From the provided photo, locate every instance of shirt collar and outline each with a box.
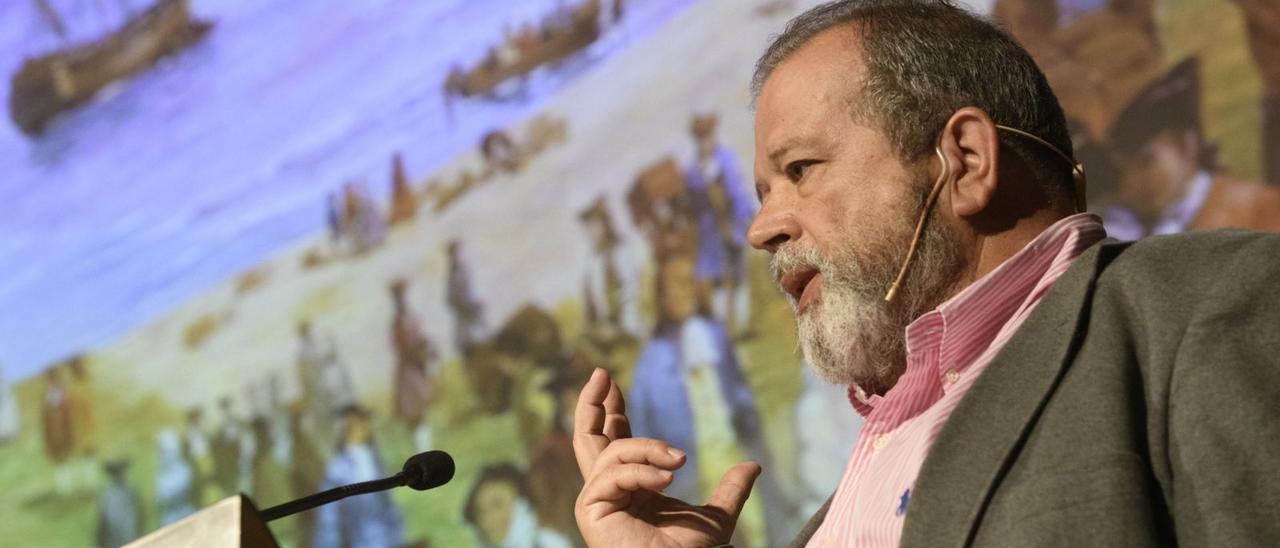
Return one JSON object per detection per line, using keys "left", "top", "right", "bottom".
{"left": 848, "top": 212, "right": 1106, "bottom": 416}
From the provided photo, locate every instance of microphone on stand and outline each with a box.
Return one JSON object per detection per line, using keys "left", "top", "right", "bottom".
{"left": 260, "top": 450, "right": 455, "bottom": 522}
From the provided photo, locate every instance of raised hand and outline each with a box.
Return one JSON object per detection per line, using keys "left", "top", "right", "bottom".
{"left": 572, "top": 368, "right": 762, "bottom": 547}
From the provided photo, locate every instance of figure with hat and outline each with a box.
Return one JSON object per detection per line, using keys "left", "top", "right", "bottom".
{"left": 1104, "top": 58, "right": 1280, "bottom": 239}
{"left": 684, "top": 112, "right": 755, "bottom": 338}
{"left": 389, "top": 278, "right": 439, "bottom": 452}
{"left": 97, "top": 457, "right": 143, "bottom": 547}
{"left": 313, "top": 404, "right": 403, "bottom": 548}
{"left": 626, "top": 254, "right": 795, "bottom": 545}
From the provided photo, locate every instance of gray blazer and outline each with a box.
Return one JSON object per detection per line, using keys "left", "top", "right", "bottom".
{"left": 791, "top": 229, "right": 1280, "bottom": 547}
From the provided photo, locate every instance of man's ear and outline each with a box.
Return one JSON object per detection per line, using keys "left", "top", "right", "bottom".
{"left": 937, "top": 107, "right": 1000, "bottom": 217}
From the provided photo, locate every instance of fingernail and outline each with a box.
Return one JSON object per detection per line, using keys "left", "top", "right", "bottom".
{"left": 591, "top": 367, "right": 605, "bottom": 380}
{"left": 667, "top": 448, "right": 686, "bottom": 460}
{"left": 659, "top": 470, "right": 673, "bottom": 481}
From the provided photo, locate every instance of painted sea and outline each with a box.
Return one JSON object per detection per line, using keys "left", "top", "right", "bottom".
{"left": 0, "top": 0, "right": 696, "bottom": 381}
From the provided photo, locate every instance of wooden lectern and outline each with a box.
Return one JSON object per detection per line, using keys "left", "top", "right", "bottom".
{"left": 126, "top": 495, "right": 278, "bottom": 547}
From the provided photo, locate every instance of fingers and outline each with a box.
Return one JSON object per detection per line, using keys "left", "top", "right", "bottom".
{"left": 595, "top": 437, "right": 686, "bottom": 476}
{"left": 581, "top": 463, "right": 674, "bottom": 508}
{"left": 705, "top": 461, "right": 762, "bottom": 520}
{"left": 602, "top": 380, "right": 631, "bottom": 440}
{"left": 573, "top": 368, "right": 614, "bottom": 478}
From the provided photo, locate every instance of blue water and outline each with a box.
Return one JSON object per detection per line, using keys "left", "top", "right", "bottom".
{"left": 0, "top": 0, "right": 696, "bottom": 381}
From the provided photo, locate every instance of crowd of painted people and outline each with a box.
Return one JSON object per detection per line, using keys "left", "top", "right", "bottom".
{"left": 16, "top": 110, "right": 860, "bottom": 547}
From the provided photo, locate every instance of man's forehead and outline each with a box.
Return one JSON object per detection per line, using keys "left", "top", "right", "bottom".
{"left": 755, "top": 27, "right": 866, "bottom": 143}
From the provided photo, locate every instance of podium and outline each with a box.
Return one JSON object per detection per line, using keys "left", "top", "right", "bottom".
{"left": 126, "top": 495, "right": 278, "bottom": 547}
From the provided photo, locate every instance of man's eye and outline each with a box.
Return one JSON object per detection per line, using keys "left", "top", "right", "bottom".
{"left": 785, "top": 160, "right": 817, "bottom": 181}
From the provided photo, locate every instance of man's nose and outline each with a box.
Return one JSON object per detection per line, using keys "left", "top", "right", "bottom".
{"left": 748, "top": 204, "right": 801, "bottom": 253}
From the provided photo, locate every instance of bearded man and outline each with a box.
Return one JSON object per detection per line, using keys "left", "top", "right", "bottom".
{"left": 571, "top": 1, "right": 1280, "bottom": 547}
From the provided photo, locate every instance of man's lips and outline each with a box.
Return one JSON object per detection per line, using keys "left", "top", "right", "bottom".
{"left": 779, "top": 267, "right": 821, "bottom": 313}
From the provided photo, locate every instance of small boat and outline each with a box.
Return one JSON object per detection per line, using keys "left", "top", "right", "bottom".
{"left": 9, "top": 0, "right": 213, "bottom": 136}
{"left": 444, "top": 0, "right": 610, "bottom": 99}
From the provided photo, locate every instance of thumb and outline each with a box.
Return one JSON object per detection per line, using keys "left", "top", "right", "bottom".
{"left": 705, "top": 461, "right": 762, "bottom": 519}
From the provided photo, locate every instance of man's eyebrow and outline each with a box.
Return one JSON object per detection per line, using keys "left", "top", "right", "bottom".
{"left": 767, "top": 137, "right": 808, "bottom": 165}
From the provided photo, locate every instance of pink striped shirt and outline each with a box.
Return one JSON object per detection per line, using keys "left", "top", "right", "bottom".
{"left": 806, "top": 213, "right": 1107, "bottom": 547}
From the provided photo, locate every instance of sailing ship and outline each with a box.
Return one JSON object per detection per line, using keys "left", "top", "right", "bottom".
{"left": 9, "top": 0, "right": 213, "bottom": 136}
{"left": 444, "top": 0, "right": 618, "bottom": 99}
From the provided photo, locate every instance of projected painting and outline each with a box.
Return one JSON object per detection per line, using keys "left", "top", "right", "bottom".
{"left": 0, "top": 0, "right": 1276, "bottom": 546}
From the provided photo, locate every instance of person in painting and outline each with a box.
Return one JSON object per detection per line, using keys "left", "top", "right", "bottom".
{"left": 1103, "top": 58, "right": 1280, "bottom": 239}
{"left": 66, "top": 356, "right": 99, "bottom": 491}
{"left": 288, "top": 403, "right": 327, "bottom": 548}
{"left": 211, "top": 396, "right": 245, "bottom": 497}
{"left": 155, "top": 428, "right": 197, "bottom": 526}
{"left": 528, "top": 356, "right": 596, "bottom": 546}
{"left": 446, "top": 241, "right": 487, "bottom": 356}
{"left": 0, "top": 360, "right": 20, "bottom": 443}
{"left": 41, "top": 366, "right": 73, "bottom": 495}
{"left": 578, "top": 195, "right": 630, "bottom": 342}
{"left": 388, "top": 153, "right": 419, "bottom": 226}
{"left": 684, "top": 113, "right": 755, "bottom": 337}
{"left": 626, "top": 255, "right": 794, "bottom": 544}
{"left": 340, "top": 182, "right": 386, "bottom": 254}
{"left": 390, "top": 279, "right": 438, "bottom": 452}
{"left": 97, "top": 458, "right": 143, "bottom": 547}
{"left": 314, "top": 404, "right": 403, "bottom": 548}
{"left": 296, "top": 319, "right": 356, "bottom": 452}
{"left": 249, "top": 415, "right": 291, "bottom": 510}
{"left": 181, "top": 407, "right": 216, "bottom": 505}
{"left": 463, "top": 463, "right": 572, "bottom": 548}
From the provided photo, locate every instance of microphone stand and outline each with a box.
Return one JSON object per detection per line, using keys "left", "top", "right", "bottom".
{"left": 260, "top": 472, "right": 409, "bottom": 522}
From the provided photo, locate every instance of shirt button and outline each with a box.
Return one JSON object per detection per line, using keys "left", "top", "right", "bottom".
{"left": 873, "top": 435, "right": 890, "bottom": 451}
{"left": 943, "top": 369, "right": 960, "bottom": 384}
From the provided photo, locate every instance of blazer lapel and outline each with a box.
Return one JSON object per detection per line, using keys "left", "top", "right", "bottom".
{"left": 899, "top": 240, "right": 1127, "bottom": 547}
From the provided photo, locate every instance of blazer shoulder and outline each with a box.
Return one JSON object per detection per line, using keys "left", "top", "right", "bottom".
{"left": 1094, "top": 229, "right": 1280, "bottom": 311}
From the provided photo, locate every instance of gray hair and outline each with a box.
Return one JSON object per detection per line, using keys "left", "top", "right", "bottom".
{"left": 752, "top": 0, "right": 1075, "bottom": 192}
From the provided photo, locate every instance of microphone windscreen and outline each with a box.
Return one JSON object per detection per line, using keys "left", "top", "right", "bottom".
{"left": 402, "top": 450, "right": 455, "bottom": 491}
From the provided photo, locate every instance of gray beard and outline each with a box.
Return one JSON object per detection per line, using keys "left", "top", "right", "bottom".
{"left": 771, "top": 186, "right": 963, "bottom": 394}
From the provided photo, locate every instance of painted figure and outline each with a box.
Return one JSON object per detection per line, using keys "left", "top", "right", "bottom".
{"left": 155, "top": 428, "right": 197, "bottom": 526}
{"left": 296, "top": 319, "right": 356, "bottom": 451}
{"left": 97, "top": 459, "right": 143, "bottom": 547}
{"left": 181, "top": 407, "right": 216, "bottom": 505}
{"left": 42, "top": 367, "right": 73, "bottom": 494}
{"left": 464, "top": 463, "right": 573, "bottom": 548}
{"left": 313, "top": 405, "right": 403, "bottom": 548}
{"left": 390, "top": 279, "right": 438, "bottom": 451}
{"left": 684, "top": 113, "right": 755, "bottom": 336}
{"left": 1104, "top": 58, "right": 1280, "bottom": 238}
{"left": 446, "top": 241, "right": 487, "bottom": 355}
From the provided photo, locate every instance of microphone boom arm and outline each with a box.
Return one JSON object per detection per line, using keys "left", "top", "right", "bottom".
{"left": 260, "top": 472, "right": 408, "bottom": 522}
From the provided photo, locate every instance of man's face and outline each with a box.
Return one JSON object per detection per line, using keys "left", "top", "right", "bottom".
{"left": 474, "top": 479, "right": 518, "bottom": 544}
{"left": 749, "top": 29, "right": 963, "bottom": 393}
{"left": 1117, "top": 129, "right": 1199, "bottom": 220}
